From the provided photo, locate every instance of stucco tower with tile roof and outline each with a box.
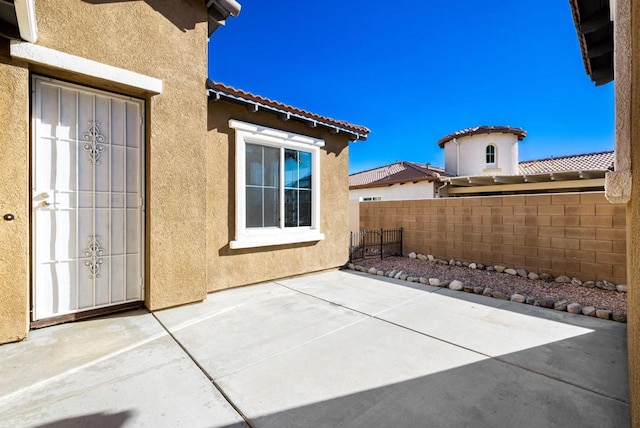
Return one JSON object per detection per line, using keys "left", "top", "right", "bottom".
{"left": 438, "top": 126, "right": 527, "bottom": 176}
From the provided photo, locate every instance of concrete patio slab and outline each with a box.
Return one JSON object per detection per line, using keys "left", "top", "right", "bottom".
{"left": 277, "top": 270, "right": 437, "bottom": 315}
{"left": 376, "top": 288, "right": 629, "bottom": 402}
{"left": 0, "top": 270, "right": 629, "bottom": 427}
{"left": 0, "top": 310, "right": 246, "bottom": 428}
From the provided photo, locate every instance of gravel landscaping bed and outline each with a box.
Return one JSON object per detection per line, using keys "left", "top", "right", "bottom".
{"left": 349, "top": 255, "right": 627, "bottom": 321}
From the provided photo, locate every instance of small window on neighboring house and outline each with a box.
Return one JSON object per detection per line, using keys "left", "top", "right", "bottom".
{"left": 229, "top": 120, "right": 324, "bottom": 249}
{"left": 486, "top": 144, "right": 496, "bottom": 165}
{"left": 360, "top": 196, "right": 382, "bottom": 202}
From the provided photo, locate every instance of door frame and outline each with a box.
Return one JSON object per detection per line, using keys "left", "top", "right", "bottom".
{"left": 30, "top": 75, "right": 146, "bottom": 325}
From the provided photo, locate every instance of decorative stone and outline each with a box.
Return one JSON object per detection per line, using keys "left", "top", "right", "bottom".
{"left": 473, "top": 286, "right": 484, "bottom": 294}
{"left": 462, "top": 262, "right": 470, "bottom": 267}
{"left": 554, "top": 300, "right": 568, "bottom": 311}
{"left": 527, "top": 272, "right": 540, "bottom": 280}
{"left": 505, "top": 268, "right": 517, "bottom": 276}
{"left": 596, "top": 309, "right": 612, "bottom": 320}
{"left": 437, "top": 259, "right": 448, "bottom": 265}
{"left": 540, "top": 298, "right": 555, "bottom": 309}
{"left": 617, "top": 284, "right": 627, "bottom": 293}
{"left": 571, "top": 278, "right": 582, "bottom": 286}
{"left": 449, "top": 259, "right": 455, "bottom": 266}
{"left": 492, "top": 290, "right": 510, "bottom": 300}
{"left": 406, "top": 276, "right": 415, "bottom": 282}
{"left": 357, "top": 265, "right": 367, "bottom": 272}
{"left": 427, "top": 255, "right": 436, "bottom": 261}
{"left": 555, "top": 275, "right": 571, "bottom": 283}
{"left": 388, "top": 270, "right": 398, "bottom": 278}
{"left": 516, "top": 269, "right": 528, "bottom": 278}
{"left": 449, "top": 280, "right": 464, "bottom": 291}
{"left": 377, "top": 270, "right": 385, "bottom": 276}
{"left": 455, "top": 261, "right": 462, "bottom": 267}
{"left": 483, "top": 287, "right": 493, "bottom": 297}
{"left": 510, "top": 294, "right": 526, "bottom": 303}
{"left": 525, "top": 296, "right": 536, "bottom": 305}
{"left": 463, "top": 285, "right": 474, "bottom": 293}
{"left": 428, "top": 278, "right": 441, "bottom": 286}
{"left": 582, "top": 281, "right": 595, "bottom": 288}
{"left": 393, "top": 271, "right": 404, "bottom": 279}
{"left": 417, "top": 254, "right": 427, "bottom": 260}
{"left": 439, "top": 280, "right": 451, "bottom": 288}
{"left": 486, "top": 266, "right": 495, "bottom": 272}
{"left": 419, "top": 277, "right": 429, "bottom": 284}
{"left": 567, "top": 303, "right": 582, "bottom": 314}
{"left": 595, "top": 280, "right": 616, "bottom": 291}
{"left": 582, "top": 306, "right": 596, "bottom": 316}
{"left": 368, "top": 267, "right": 377, "bottom": 274}
{"left": 399, "top": 273, "right": 408, "bottom": 280}
{"left": 494, "top": 266, "right": 506, "bottom": 273}
{"left": 540, "top": 273, "right": 554, "bottom": 282}
{"left": 409, "top": 252, "right": 417, "bottom": 259}
{"left": 477, "top": 264, "right": 485, "bottom": 270}
{"left": 613, "top": 312, "right": 627, "bottom": 323}
{"left": 348, "top": 263, "right": 355, "bottom": 270}
{"left": 533, "top": 300, "right": 541, "bottom": 306}
{"left": 469, "top": 263, "right": 477, "bottom": 269}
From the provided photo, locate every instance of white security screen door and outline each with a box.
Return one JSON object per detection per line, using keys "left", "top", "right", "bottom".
{"left": 32, "top": 76, "right": 145, "bottom": 321}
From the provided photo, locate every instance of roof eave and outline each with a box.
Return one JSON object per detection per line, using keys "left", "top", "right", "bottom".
{"left": 349, "top": 176, "right": 437, "bottom": 189}
{"left": 207, "top": 0, "right": 241, "bottom": 36}
{"left": 208, "top": 88, "right": 369, "bottom": 141}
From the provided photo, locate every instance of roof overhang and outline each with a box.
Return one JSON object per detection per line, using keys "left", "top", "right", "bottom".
{"left": 569, "top": 0, "right": 613, "bottom": 85}
{"left": 206, "top": 0, "right": 241, "bottom": 36}
{"left": 0, "top": 0, "right": 37, "bottom": 42}
{"left": 443, "top": 170, "right": 607, "bottom": 194}
{"left": 349, "top": 176, "right": 437, "bottom": 190}
{"left": 208, "top": 80, "right": 369, "bottom": 141}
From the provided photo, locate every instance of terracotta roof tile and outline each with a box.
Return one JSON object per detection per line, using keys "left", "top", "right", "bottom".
{"left": 349, "top": 161, "right": 451, "bottom": 189}
{"left": 207, "top": 80, "right": 370, "bottom": 138}
{"left": 518, "top": 150, "right": 614, "bottom": 174}
{"left": 438, "top": 126, "right": 527, "bottom": 148}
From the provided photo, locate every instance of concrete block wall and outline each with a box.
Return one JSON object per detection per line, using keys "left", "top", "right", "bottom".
{"left": 359, "top": 192, "right": 627, "bottom": 284}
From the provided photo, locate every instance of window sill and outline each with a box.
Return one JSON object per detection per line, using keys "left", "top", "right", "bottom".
{"left": 230, "top": 232, "right": 325, "bottom": 249}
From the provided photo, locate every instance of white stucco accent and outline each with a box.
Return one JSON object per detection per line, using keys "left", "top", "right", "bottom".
{"left": 10, "top": 41, "right": 162, "bottom": 94}
{"left": 443, "top": 133, "right": 519, "bottom": 176}
{"left": 349, "top": 181, "right": 436, "bottom": 201}
{"left": 14, "top": 0, "right": 38, "bottom": 43}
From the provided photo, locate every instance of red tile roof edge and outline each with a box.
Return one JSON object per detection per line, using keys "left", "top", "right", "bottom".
{"left": 348, "top": 161, "right": 452, "bottom": 189}
{"left": 438, "top": 126, "right": 527, "bottom": 148}
{"left": 518, "top": 150, "right": 614, "bottom": 165}
{"left": 207, "top": 80, "right": 371, "bottom": 137}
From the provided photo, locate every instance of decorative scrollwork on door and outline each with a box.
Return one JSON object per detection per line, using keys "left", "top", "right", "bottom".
{"left": 83, "top": 235, "right": 105, "bottom": 279}
{"left": 82, "top": 120, "right": 106, "bottom": 165}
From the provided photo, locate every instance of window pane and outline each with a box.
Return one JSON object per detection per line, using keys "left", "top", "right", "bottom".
{"left": 285, "top": 188, "right": 298, "bottom": 227}
{"left": 264, "top": 146, "right": 279, "bottom": 188}
{"left": 299, "top": 151, "right": 312, "bottom": 189}
{"left": 299, "top": 189, "right": 311, "bottom": 226}
{"left": 246, "top": 144, "right": 263, "bottom": 186}
{"left": 246, "top": 187, "right": 263, "bottom": 227}
{"left": 264, "top": 188, "right": 279, "bottom": 227}
{"left": 284, "top": 149, "right": 298, "bottom": 188}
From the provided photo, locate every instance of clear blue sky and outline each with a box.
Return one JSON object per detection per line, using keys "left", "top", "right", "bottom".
{"left": 208, "top": 1, "right": 614, "bottom": 174}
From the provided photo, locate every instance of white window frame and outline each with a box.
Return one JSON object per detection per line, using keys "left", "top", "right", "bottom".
{"left": 486, "top": 144, "right": 497, "bottom": 167}
{"left": 229, "top": 119, "right": 325, "bottom": 249}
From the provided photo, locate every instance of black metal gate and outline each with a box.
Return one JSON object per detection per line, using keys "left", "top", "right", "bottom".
{"left": 349, "top": 228, "right": 403, "bottom": 261}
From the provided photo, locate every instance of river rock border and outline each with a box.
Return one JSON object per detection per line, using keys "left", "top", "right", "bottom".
{"left": 346, "top": 252, "right": 627, "bottom": 323}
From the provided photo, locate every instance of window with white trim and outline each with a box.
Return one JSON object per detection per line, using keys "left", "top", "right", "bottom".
{"left": 229, "top": 120, "right": 324, "bottom": 249}
{"left": 486, "top": 144, "right": 496, "bottom": 166}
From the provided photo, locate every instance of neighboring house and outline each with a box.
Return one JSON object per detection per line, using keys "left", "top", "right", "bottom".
{"left": 350, "top": 126, "right": 613, "bottom": 199}
{"left": 0, "top": 1, "right": 369, "bottom": 345}
{"left": 348, "top": 161, "right": 448, "bottom": 201}
{"left": 569, "top": 0, "right": 639, "bottom": 423}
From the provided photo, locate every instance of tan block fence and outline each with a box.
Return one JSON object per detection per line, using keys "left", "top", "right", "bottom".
{"left": 358, "top": 192, "right": 627, "bottom": 284}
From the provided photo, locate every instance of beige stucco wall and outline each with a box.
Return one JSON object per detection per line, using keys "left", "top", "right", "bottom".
{"left": 624, "top": 0, "right": 639, "bottom": 423}
{"left": 32, "top": 0, "right": 210, "bottom": 311}
{"left": 349, "top": 180, "right": 436, "bottom": 201}
{"left": 443, "top": 133, "right": 519, "bottom": 176}
{"left": 207, "top": 102, "right": 351, "bottom": 290}
{"left": 0, "top": 0, "right": 209, "bottom": 343}
{"left": 0, "top": 44, "right": 30, "bottom": 343}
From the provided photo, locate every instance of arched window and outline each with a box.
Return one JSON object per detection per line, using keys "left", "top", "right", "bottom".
{"left": 486, "top": 145, "right": 496, "bottom": 165}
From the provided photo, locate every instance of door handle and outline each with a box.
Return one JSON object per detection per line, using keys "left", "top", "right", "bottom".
{"left": 38, "top": 201, "right": 59, "bottom": 208}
